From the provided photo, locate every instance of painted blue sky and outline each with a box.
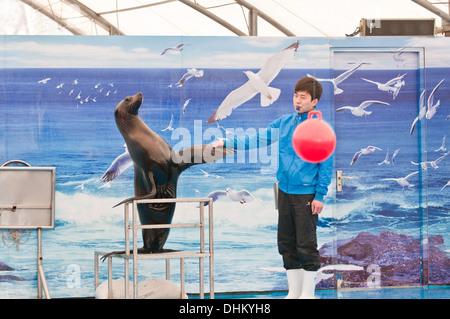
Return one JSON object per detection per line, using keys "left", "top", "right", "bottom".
{"left": 1, "top": 35, "right": 450, "bottom": 69}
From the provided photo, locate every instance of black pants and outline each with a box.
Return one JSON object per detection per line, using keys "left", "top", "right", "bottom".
{"left": 277, "top": 190, "right": 320, "bottom": 271}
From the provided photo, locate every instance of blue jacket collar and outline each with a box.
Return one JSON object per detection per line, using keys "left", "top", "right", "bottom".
{"left": 294, "top": 112, "right": 310, "bottom": 121}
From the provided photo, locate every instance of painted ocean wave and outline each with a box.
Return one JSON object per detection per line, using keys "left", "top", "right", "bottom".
{"left": 1, "top": 65, "right": 449, "bottom": 297}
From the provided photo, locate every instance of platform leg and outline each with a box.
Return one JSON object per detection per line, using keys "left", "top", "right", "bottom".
{"left": 125, "top": 258, "right": 129, "bottom": 299}
{"left": 180, "top": 258, "right": 185, "bottom": 299}
{"left": 199, "top": 257, "right": 204, "bottom": 299}
{"left": 94, "top": 253, "right": 99, "bottom": 293}
{"left": 166, "top": 259, "right": 170, "bottom": 280}
{"left": 108, "top": 257, "right": 113, "bottom": 299}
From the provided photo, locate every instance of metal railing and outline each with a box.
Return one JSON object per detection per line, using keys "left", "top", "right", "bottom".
{"left": 94, "top": 197, "right": 214, "bottom": 299}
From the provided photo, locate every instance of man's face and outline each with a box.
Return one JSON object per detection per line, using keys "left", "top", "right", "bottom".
{"left": 293, "top": 90, "right": 318, "bottom": 114}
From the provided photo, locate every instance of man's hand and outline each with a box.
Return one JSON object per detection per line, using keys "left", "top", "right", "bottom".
{"left": 311, "top": 199, "right": 323, "bottom": 215}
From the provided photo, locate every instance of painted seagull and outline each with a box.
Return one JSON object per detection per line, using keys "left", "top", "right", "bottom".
{"left": 435, "top": 135, "right": 446, "bottom": 152}
{"left": 182, "top": 98, "right": 191, "bottom": 114}
{"left": 38, "top": 77, "right": 51, "bottom": 84}
{"left": 382, "top": 171, "right": 418, "bottom": 192}
{"left": 336, "top": 100, "right": 389, "bottom": 117}
{"left": 392, "top": 148, "right": 400, "bottom": 163}
{"left": 161, "top": 114, "right": 174, "bottom": 132}
{"left": 204, "top": 188, "right": 255, "bottom": 205}
{"left": 410, "top": 152, "right": 449, "bottom": 170}
{"left": 350, "top": 146, "right": 382, "bottom": 165}
{"left": 429, "top": 151, "right": 449, "bottom": 169}
{"left": 441, "top": 180, "right": 450, "bottom": 191}
{"left": 99, "top": 144, "right": 133, "bottom": 183}
{"left": 170, "top": 68, "right": 204, "bottom": 88}
{"left": 410, "top": 90, "right": 426, "bottom": 134}
{"left": 226, "top": 188, "right": 255, "bottom": 203}
{"left": 392, "top": 76, "right": 406, "bottom": 99}
{"left": 361, "top": 73, "right": 406, "bottom": 99}
{"left": 161, "top": 43, "right": 184, "bottom": 55}
{"left": 199, "top": 169, "right": 223, "bottom": 179}
{"left": 426, "top": 79, "right": 445, "bottom": 119}
{"left": 206, "top": 41, "right": 299, "bottom": 123}
{"left": 378, "top": 149, "right": 390, "bottom": 165}
{"left": 410, "top": 160, "right": 429, "bottom": 171}
{"left": 307, "top": 62, "right": 369, "bottom": 95}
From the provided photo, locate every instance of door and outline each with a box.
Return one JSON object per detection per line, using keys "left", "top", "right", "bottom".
{"left": 329, "top": 48, "right": 428, "bottom": 289}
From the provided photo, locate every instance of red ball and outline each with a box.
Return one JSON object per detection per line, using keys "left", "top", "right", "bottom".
{"left": 292, "top": 110, "right": 336, "bottom": 163}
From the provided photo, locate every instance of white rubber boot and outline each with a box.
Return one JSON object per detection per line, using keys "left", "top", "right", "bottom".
{"left": 299, "top": 270, "right": 317, "bottom": 299}
{"left": 284, "top": 269, "right": 304, "bottom": 299}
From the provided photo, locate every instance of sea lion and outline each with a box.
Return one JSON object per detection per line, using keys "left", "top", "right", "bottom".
{"left": 103, "top": 92, "right": 234, "bottom": 258}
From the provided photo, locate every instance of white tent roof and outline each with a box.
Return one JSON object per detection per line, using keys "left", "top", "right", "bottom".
{"left": 1, "top": 0, "right": 449, "bottom": 37}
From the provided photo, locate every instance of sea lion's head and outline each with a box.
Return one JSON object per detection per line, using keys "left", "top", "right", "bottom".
{"left": 115, "top": 92, "right": 143, "bottom": 116}
{"left": 114, "top": 93, "right": 143, "bottom": 130}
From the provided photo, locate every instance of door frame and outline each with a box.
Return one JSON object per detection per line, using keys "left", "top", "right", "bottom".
{"left": 328, "top": 45, "right": 429, "bottom": 287}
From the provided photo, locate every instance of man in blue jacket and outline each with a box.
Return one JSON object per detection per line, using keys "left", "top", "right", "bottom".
{"left": 212, "top": 77, "right": 334, "bottom": 299}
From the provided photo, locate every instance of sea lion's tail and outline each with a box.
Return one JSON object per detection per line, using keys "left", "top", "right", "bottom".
{"left": 113, "top": 193, "right": 156, "bottom": 208}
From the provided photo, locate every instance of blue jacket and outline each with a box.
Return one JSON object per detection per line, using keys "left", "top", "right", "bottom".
{"left": 223, "top": 112, "right": 334, "bottom": 202}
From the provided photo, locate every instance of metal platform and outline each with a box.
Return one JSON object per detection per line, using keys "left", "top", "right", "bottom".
{"left": 94, "top": 197, "right": 214, "bottom": 299}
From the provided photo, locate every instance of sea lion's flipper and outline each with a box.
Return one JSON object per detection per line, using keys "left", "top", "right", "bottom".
{"left": 175, "top": 145, "right": 235, "bottom": 172}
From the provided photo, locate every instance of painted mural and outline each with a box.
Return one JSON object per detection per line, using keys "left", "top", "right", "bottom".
{"left": 0, "top": 35, "right": 449, "bottom": 298}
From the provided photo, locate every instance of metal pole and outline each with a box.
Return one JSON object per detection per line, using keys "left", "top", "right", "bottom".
{"left": 63, "top": 0, "right": 125, "bottom": 35}
{"left": 235, "top": 0, "right": 297, "bottom": 36}
{"left": 18, "top": 0, "right": 84, "bottom": 35}
{"left": 133, "top": 200, "right": 139, "bottom": 299}
{"left": 37, "top": 228, "right": 42, "bottom": 298}
{"left": 98, "top": 197, "right": 214, "bottom": 299}
{"left": 199, "top": 201, "right": 205, "bottom": 298}
{"left": 180, "top": 257, "right": 185, "bottom": 298}
{"left": 124, "top": 203, "right": 130, "bottom": 299}
{"left": 178, "top": 0, "right": 247, "bottom": 36}
{"left": 249, "top": 7, "right": 258, "bottom": 36}
{"left": 107, "top": 257, "right": 112, "bottom": 299}
{"left": 446, "top": 1, "right": 450, "bottom": 37}
{"left": 208, "top": 198, "right": 214, "bottom": 299}
{"left": 37, "top": 264, "right": 50, "bottom": 299}
{"left": 199, "top": 256, "right": 204, "bottom": 299}
{"left": 166, "top": 259, "right": 171, "bottom": 280}
{"left": 411, "top": 0, "right": 450, "bottom": 24}
{"left": 37, "top": 228, "right": 50, "bottom": 299}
